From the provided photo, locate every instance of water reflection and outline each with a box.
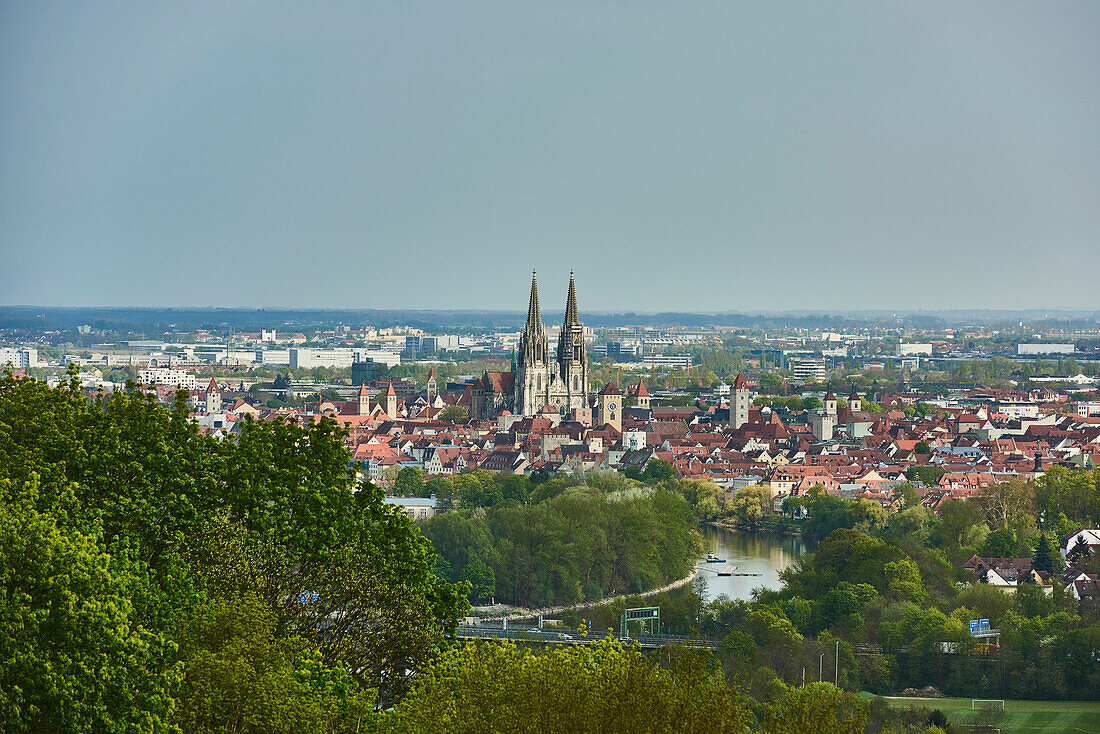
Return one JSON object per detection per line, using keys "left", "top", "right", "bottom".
{"left": 696, "top": 525, "right": 817, "bottom": 603}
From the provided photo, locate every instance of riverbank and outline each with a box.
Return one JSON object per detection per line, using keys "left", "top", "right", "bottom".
{"left": 705, "top": 519, "right": 805, "bottom": 537}
{"left": 472, "top": 568, "right": 700, "bottom": 622}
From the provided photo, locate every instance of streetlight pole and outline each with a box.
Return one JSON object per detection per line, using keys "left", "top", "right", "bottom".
{"left": 835, "top": 640, "right": 840, "bottom": 685}
{"left": 819, "top": 653, "right": 825, "bottom": 682}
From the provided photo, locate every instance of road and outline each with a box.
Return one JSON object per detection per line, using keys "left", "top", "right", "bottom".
{"left": 456, "top": 625, "right": 719, "bottom": 650}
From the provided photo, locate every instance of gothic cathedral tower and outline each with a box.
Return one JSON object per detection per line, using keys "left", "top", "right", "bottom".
{"left": 557, "top": 271, "right": 588, "bottom": 413}
{"left": 515, "top": 271, "right": 550, "bottom": 416}
{"left": 514, "top": 271, "right": 589, "bottom": 417}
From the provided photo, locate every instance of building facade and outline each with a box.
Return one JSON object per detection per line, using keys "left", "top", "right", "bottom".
{"left": 471, "top": 271, "right": 590, "bottom": 419}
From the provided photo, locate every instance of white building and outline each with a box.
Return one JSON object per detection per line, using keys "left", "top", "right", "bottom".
{"left": 139, "top": 368, "right": 200, "bottom": 391}
{"left": 1018, "top": 343, "right": 1075, "bottom": 355}
{"left": 899, "top": 343, "right": 933, "bottom": 356}
{"left": 789, "top": 357, "right": 828, "bottom": 381}
{"left": 288, "top": 348, "right": 401, "bottom": 369}
{"left": 0, "top": 347, "right": 39, "bottom": 369}
{"left": 991, "top": 400, "right": 1040, "bottom": 419}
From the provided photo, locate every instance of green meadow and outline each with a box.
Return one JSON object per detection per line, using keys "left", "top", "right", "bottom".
{"left": 872, "top": 695, "right": 1100, "bottom": 733}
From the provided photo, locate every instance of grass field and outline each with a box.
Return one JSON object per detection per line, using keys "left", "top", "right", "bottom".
{"left": 870, "top": 695, "right": 1100, "bottom": 733}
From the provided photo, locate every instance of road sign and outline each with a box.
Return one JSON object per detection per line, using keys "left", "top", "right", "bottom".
{"left": 979, "top": 619, "right": 990, "bottom": 633}
{"left": 969, "top": 620, "right": 979, "bottom": 635}
{"left": 625, "top": 607, "right": 659, "bottom": 621}
{"left": 621, "top": 607, "right": 660, "bottom": 638}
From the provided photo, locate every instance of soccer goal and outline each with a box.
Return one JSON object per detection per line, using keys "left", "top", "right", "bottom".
{"left": 971, "top": 699, "right": 1005, "bottom": 710}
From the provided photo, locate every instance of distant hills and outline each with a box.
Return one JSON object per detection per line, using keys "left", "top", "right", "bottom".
{"left": 1, "top": 305, "right": 1097, "bottom": 333}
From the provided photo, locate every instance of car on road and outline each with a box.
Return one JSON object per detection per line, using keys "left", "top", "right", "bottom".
{"left": 526, "top": 627, "right": 542, "bottom": 634}
{"left": 557, "top": 633, "right": 573, "bottom": 640}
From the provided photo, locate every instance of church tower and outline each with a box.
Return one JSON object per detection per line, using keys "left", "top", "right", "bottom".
{"left": 730, "top": 373, "right": 750, "bottom": 429}
{"left": 557, "top": 271, "right": 588, "bottom": 413}
{"left": 598, "top": 381, "right": 622, "bottom": 432}
{"left": 426, "top": 369, "right": 437, "bottom": 403}
{"left": 205, "top": 377, "right": 222, "bottom": 413}
{"left": 515, "top": 271, "right": 550, "bottom": 416}
{"left": 848, "top": 390, "right": 861, "bottom": 413}
{"left": 385, "top": 382, "right": 398, "bottom": 418}
{"left": 357, "top": 382, "right": 371, "bottom": 415}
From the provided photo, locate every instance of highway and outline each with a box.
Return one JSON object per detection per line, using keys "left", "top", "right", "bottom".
{"left": 456, "top": 625, "right": 719, "bottom": 650}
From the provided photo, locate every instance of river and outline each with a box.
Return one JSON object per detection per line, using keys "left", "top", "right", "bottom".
{"left": 694, "top": 525, "right": 817, "bottom": 603}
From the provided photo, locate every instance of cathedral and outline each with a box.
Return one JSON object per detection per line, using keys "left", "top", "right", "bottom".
{"left": 469, "top": 271, "right": 589, "bottom": 419}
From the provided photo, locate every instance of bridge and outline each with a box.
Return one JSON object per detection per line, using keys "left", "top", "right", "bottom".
{"left": 456, "top": 625, "right": 719, "bottom": 650}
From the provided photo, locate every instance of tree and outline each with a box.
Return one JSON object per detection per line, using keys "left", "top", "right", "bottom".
{"left": 175, "top": 594, "right": 375, "bottom": 734}
{"left": 728, "top": 484, "right": 772, "bottom": 528}
{"left": 914, "top": 441, "right": 932, "bottom": 455}
{"left": 930, "top": 499, "right": 987, "bottom": 556}
{"left": 781, "top": 495, "right": 804, "bottom": 518}
{"left": 460, "top": 560, "right": 496, "bottom": 604}
{"left": 437, "top": 405, "right": 469, "bottom": 424}
{"left": 980, "top": 527, "right": 1022, "bottom": 558}
{"left": 1031, "top": 532, "right": 1061, "bottom": 575}
{"left": 906, "top": 466, "right": 945, "bottom": 488}
{"left": 884, "top": 558, "right": 925, "bottom": 601}
{"left": 388, "top": 639, "right": 750, "bottom": 734}
{"left": 0, "top": 477, "right": 178, "bottom": 733}
{"left": 188, "top": 517, "right": 467, "bottom": 705}
{"left": 892, "top": 482, "right": 919, "bottom": 508}
{"left": 643, "top": 458, "right": 677, "bottom": 483}
{"left": 763, "top": 683, "right": 867, "bottom": 734}
{"left": 978, "top": 478, "right": 1037, "bottom": 536}
{"left": 394, "top": 466, "right": 425, "bottom": 497}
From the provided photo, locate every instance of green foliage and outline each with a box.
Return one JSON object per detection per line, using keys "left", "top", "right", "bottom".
{"left": 453, "top": 470, "right": 504, "bottom": 508}
{"left": 460, "top": 560, "right": 496, "bottom": 604}
{"left": 727, "top": 484, "right": 773, "bottom": 528}
{"left": 930, "top": 499, "right": 988, "bottom": 558}
{"left": 1035, "top": 466, "right": 1100, "bottom": 526}
{"left": 188, "top": 517, "right": 465, "bottom": 704}
{"left": 0, "top": 477, "right": 179, "bottom": 734}
{"left": 393, "top": 466, "right": 425, "bottom": 497}
{"left": 643, "top": 458, "right": 677, "bottom": 483}
{"left": 763, "top": 683, "right": 867, "bottom": 734}
{"left": 980, "top": 527, "right": 1023, "bottom": 558}
{"left": 175, "top": 594, "right": 376, "bottom": 733}
{"left": 784, "top": 530, "right": 905, "bottom": 598}
{"left": 387, "top": 639, "right": 750, "bottom": 734}
{"left": 892, "top": 482, "right": 919, "bottom": 508}
{"left": 436, "top": 404, "right": 469, "bottom": 424}
{"left": 799, "top": 495, "right": 889, "bottom": 541}
{"left": 425, "top": 486, "right": 698, "bottom": 607}
{"left": 0, "top": 373, "right": 467, "bottom": 722}
{"left": 1031, "top": 533, "right": 1062, "bottom": 575}
{"left": 906, "top": 465, "right": 945, "bottom": 488}
{"left": 676, "top": 477, "right": 723, "bottom": 521}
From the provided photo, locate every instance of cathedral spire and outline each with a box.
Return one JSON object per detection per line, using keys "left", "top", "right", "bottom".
{"left": 525, "top": 270, "right": 542, "bottom": 332}
{"left": 564, "top": 269, "right": 579, "bottom": 325}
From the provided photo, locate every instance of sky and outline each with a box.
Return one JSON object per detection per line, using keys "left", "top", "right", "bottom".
{"left": 1, "top": 1, "right": 1098, "bottom": 312}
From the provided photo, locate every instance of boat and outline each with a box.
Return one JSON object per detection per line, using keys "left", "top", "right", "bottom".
{"left": 705, "top": 552, "right": 726, "bottom": 563}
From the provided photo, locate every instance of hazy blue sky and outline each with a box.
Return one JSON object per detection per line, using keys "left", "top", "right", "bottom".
{"left": 2, "top": 2, "right": 1098, "bottom": 312}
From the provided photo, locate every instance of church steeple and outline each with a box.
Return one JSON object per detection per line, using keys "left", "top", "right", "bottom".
{"left": 558, "top": 271, "right": 582, "bottom": 366}
{"left": 525, "top": 270, "right": 542, "bottom": 334}
{"left": 556, "top": 270, "right": 588, "bottom": 414}
{"left": 564, "top": 270, "right": 578, "bottom": 326}
{"left": 518, "top": 270, "right": 548, "bottom": 363}
{"left": 516, "top": 270, "right": 549, "bottom": 417}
